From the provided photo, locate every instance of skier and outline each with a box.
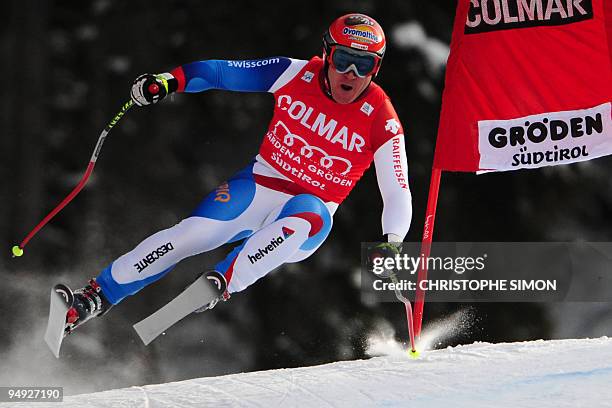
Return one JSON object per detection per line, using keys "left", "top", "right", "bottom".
{"left": 65, "top": 13, "right": 413, "bottom": 334}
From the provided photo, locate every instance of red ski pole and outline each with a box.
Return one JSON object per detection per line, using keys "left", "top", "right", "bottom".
{"left": 413, "top": 167, "right": 442, "bottom": 338}
{"left": 11, "top": 99, "right": 135, "bottom": 258}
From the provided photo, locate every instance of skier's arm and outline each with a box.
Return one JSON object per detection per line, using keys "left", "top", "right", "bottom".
{"left": 170, "top": 57, "right": 307, "bottom": 93}
{"left": 131, "top": 57, "right": 307, "bottom": 105}
{"left": 372, "top": 100, "right": 412, "bottom": 242}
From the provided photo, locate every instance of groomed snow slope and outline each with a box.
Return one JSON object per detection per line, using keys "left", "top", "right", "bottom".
{"left": 5, "top": 337, "right": 612, "bottom": 408}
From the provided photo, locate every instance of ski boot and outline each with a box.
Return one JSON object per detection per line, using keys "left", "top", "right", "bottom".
{"left": 194, "top": 270, "right": 230, "bottom": 313}
{"left": 65, "top": 279, "right": 112, "bottom": 335}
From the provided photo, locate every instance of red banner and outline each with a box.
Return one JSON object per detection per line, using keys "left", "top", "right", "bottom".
{"left": 434, "top": 0, "right": 612, "bottom": 172}
{"left": 607, "top": 0, "right": 612, "bottom": 66}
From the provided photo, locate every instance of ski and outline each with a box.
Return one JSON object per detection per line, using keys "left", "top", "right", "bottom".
{"left": 133, "top": 272, "right": 223, "bottom": 346}
{"left": 44, "top": 284, "right": 73, "bottom": 358}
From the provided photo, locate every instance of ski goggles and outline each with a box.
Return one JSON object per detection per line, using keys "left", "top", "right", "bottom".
{"left": 329, "top": 46, "right": 381, "bottom": 78}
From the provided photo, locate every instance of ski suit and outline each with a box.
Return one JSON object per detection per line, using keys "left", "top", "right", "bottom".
{"left": 96, "top": 56, "right": 412, "bottom": 304}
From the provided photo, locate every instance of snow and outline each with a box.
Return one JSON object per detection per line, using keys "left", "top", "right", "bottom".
{"left": 4, "top": 337, "right": 612, "bottom": 408}
{"left": 391, "top": 21, "right": 449, "bottom": 75}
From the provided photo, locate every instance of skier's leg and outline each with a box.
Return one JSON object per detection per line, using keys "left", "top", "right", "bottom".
{"left": 94, "top": 163, "right": 282, "bottom": 306}
{"left": 214, "top": 193, "right": 333, "bottom": 293}
{"left": 284, "top": 202, "right": 338, "bottom": 263}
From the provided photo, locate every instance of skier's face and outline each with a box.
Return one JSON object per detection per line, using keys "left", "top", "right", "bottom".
{"left": 327, "top": 67, "right": 372, "bottom": 104}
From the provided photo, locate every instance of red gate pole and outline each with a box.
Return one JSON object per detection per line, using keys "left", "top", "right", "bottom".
{"left": 413, "top": 167, "right": 442, "bottom": 338}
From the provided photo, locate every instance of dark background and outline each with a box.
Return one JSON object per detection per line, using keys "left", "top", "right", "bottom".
{"left": 1, "top": 0, "right": 611, "bottom": 395}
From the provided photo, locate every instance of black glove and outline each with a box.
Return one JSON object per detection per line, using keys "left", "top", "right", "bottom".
{"left": 130, "top": 73, "right": 177, "bottom": 106}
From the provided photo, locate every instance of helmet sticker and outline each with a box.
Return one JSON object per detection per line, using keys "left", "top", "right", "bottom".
{"left": 344, "top": 15, "right": 374, "bottom": 26}
{"left": 343, "top": 25, "right": 382, "bottom": 44}
{"left": 350, "top": 42, "right": 369, "bottom": 50}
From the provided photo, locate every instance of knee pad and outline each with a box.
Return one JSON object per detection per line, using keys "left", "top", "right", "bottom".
{"left": 276, "top": 194, "right": 332, "bottom": 251}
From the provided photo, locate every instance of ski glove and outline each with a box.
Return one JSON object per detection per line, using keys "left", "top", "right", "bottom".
{"left": 369, "top": 236, "right": 403, "bottom": 279}
{"left": 130, "top": 73, "right": 177, "bottom": 106}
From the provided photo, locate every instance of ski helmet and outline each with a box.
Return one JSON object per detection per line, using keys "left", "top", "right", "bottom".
{"left": 323, "top": 13, "right": 386, "bottom": 77}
